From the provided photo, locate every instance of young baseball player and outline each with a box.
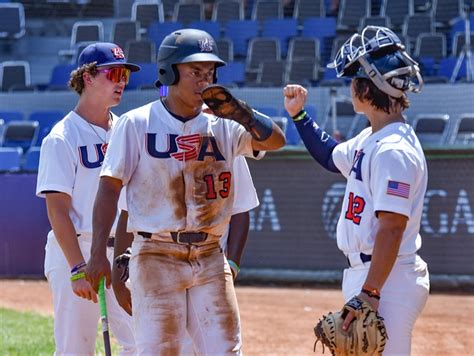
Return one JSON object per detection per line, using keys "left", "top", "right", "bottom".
{"left": 111, "top": 154, "right": 261, "bottom": 316}
{"left": 36, "top": 42, "right": 140, "bottom": 354}
{"left": 283, "top": 26, "right": 430, "bottom": 354}
{"left": 85, "top": 28, "right": 285, "bottom": 354}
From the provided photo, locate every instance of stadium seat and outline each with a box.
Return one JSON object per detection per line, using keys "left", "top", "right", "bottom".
{"left": 0, "top": 147, "right": 22, "bottom": 172}
{"left": 337, "top": 0, "right": 371, "bottom": 31}
{"left": 216, "top": 61, "right": 245, "bottom": 86}
{"left": 0, "top": 111, "right": 24, "bottom": 124}
{"left": 111, "top": 20, "right": 140, "bottom": 49}
{"left": 262, "top": 18, "right": 298, "bottom": 57}
{"left": 246, "top": 38, "right": 281, "bottom": 75}
{"left": 125, "top": 39, "right": 156, "bottom": 63}
{"left": 287, "top": 37, "right": 320, "bottom": 63}
{"left": 1, "top": 120, "right": 39, "bottom": 152}
{"left": 359, "top": 16, "right": 391, "bottom": 32}
{"left": 412, "top": 114, "right": 450, "bottom": 146}
{"left": 293, "top": 0, "right": 326, "bottom": 21}
{"left": 22, "top": 146, "right": 41, "bottom": 172}
{"left": 433, "top": 0, "right": 462, "bottom": 29}
{"left": 323, "top": 97, "right": 357, "bottom": 141}
{"left": 132, "top": 1, "right": 164, "bottom": 33}
{"left": 173, "top": 3, "right": 204, "bottom": 25}
{"left": 48, "top": 64, "right": 76, "bottom": 90}
{"left": 147, "top": 21, "right": 183, "bottom": 49}
{"left": 224, "top": 20, "right": 259, "bottom": 58}
{"left": 28, "top": 111, "right": 63, "bottom": 146}
{"left": 252, "top": 0, "right": 283, "bottom": 22}
{"left": 216, "top": 38, "right": 234, "bottom": 63}
{"left": 212, "top": 0, "right": 244, "bottom": 24}
{"left": 452, "top": 32, "right": 474, "bottom": 57}
{"left": 285, "top": 59, "right": 319, "bottom": 86}
{"left": 438, "top": 56, "right": 471, "bottom": 82}
{"left": 403, "top": 14, "right": 433, "bottom": 41}
{"left": 0, "top": 61, "right": 31, "bottom": 92}
{"left": 284, "top": 119, "right": 302, "bottom": 146}
{"left": 449, "top": 114, "right": 474, "bottom": 146}
{"left": 126, "top": 63, "right": 157, "bottom": 90}
{"left": 381, "top": 0, "right": 414, "bottom": 31}
{"left": 256, "top": 60, "right": 285, "bottom": 87}
{"left": 188, "top": 20, "right": 220, "bottom": 41}
{"left": 0, "top": 3, "right": 25, "bottom": 39}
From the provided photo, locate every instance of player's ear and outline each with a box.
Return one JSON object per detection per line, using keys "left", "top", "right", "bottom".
{"left": 82, "top": 71, "right": 93, "bottom": 85}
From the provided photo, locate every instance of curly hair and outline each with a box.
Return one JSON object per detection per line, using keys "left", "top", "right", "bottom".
{"left": 68, "top": 62, "right": 98, "bottom": 95}
{"left": 352, "top": 78, "right": 410, "bottom": 114}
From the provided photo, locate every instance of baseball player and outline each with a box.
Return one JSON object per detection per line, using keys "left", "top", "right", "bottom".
{"left": 283, "top": 26, "right": 430, "bottom": 354}
{"left": 85, "top": 28, "right": 285, "bottom": 354}
{"left": 111, "top": 154, "right": 261, "bottom": 316}
{"left": 36, "top": 42, "right": 140, "bottom": 354}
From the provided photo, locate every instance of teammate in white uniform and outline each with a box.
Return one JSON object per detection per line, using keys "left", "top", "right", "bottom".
{"left": 85, "top": 29, "right": 285, "bottom": 354}
{"left": 36, "top": 42, "right": 140, "bottom": 354}
{"left": 284, "top": 27, "right": 430, "bottom": 355}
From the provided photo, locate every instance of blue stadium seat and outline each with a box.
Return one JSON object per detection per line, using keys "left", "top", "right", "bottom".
{"left": 127, "top": 63, "right": 157, "bottom": 90}
{"left": 216, "top": 61, "right": 245, "bottom": 86}
{"left": 188, "top": 20, "right": 221, "bottom": 41}
{"left": 438, "top": 56, "right": 470, "bottom": 81}
{"left": 1, "top": 120, "right": 39, "bottom": 152}
{"left": 224, "top": 20, "right": 259, "bottom": 58}
{"left": 147, "top": 21, "right": 183, "bottom": 48}
{"left": 29, "top": 110, "right": 63, "bottom": 146}
{"left": 0, "top": 110, "right": 24, "bottom": 123}
{"left": 302, "top": 17, "right": 337, "bottom": 39}
{"left": 22, "top": 146, "right": 41, "bottom": 172}
{"left": 49, "top": 64, "right": 76, "bottom": 90}
{"left": 0, "top": 147, "right": 22, "bottom": 172}
{"left": 262, "top": 18, "right": 298, "bottom": 57}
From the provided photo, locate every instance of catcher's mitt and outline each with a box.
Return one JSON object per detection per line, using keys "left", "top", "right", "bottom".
{"left": 314, "top": 296, "right": 388, "bottom": 355}
{"left": 114, "top": 247, "right": 132, "bottom": 283}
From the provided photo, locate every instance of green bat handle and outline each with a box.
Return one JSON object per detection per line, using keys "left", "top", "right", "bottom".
{"left": 99, "top": 277, "right": 112, "bottom": 356}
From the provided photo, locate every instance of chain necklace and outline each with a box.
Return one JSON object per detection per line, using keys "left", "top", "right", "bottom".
{"left": 83, "top": 113, "right": 112, "bottom": 155}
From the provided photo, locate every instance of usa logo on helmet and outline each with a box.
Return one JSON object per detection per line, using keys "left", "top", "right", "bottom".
{"left": 198, "top": 38, "right": 213, "bottom": 52}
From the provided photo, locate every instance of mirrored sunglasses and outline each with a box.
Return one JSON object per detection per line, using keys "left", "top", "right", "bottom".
{"left": 97, "top": 67, "right": 131, "bottom": 84}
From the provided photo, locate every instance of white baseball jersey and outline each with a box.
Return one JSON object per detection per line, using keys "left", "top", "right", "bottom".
{"left": 331, "top": 122, "right": 428, "bottom": 256}
{"left": 101, "top": 100, "right": 255, "bottom": 236}
{"left": 36, "top": 111, "right": 121, "bottom": 235}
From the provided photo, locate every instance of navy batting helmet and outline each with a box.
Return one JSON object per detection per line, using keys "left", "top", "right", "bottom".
{"left": 328, "top": 26, "right": 423, "bottom": 98}
{"left": 155, "top": 28, "right": 226, "bottom": 87}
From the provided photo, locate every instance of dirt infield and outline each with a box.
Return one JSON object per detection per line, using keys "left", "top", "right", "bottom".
{"left": 0, "top": 279, "right": 472, "bottom": 355}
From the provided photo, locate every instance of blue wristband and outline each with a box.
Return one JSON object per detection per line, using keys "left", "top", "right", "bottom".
{"left": 228, "top": 259, "right": 240, "bottom": 275}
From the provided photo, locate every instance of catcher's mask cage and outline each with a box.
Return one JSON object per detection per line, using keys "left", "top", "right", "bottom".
{"left": 327, "top": 26, "right": 423, "bottom": 98}
{"left": 155, "top": 28, "right": 226, "bottom": 87}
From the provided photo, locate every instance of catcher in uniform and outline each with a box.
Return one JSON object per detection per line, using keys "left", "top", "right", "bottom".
{"left": 85, "top": 28, "right": 285, "bottom": 354}
{"left": 36, "top": 42, "right": 140, "bottom": 354}
{"left": 284, "top": 26, "right": 430, "bottom": 355}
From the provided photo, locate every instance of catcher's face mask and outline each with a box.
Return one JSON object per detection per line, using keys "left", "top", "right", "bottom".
{"left": 327, "top": 26, "right": 423, "bottom": 98}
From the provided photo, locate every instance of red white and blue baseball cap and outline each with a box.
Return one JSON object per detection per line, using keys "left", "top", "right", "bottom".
{"left": 78, "top": 42, "right": 141, "bottom": 72}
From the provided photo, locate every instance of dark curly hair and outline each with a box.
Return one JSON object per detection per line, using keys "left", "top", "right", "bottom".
{"left": 352, "top": 77, "right": 410, "bottom": 114}
{"left": 68, "top": 62, "right": 99, "bottom": 95}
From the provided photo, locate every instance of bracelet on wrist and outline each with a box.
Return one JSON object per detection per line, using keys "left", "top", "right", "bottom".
{"left": 227, "top": 259, "right": 240, "bottom": 275}
{"left": 70, "top": 271, "right": 86, "bottom": 282}
{"left": 70, "top": 261, "right": 86, "bottom": 274}
{"left": 361, "top": 283, "right": 381, "bottom": 300}
{"left": 292, "top": 109, "right": 307, "bottom": 122}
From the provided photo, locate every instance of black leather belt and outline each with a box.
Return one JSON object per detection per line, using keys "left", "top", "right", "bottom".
{"left": 138, "top": 231, "right": 208, "bottom": 244}
{"left": 347, "top": 253, "right": 372, "bottom": 267}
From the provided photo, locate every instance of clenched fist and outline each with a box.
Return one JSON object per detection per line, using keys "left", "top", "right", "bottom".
{"left": 283, "top": 85, "right": 308, "bottom": 117}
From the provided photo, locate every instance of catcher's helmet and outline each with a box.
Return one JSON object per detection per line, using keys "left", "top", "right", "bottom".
{"left": 156, "top": 28, "right": 226, "bottom": 87}
{"left": 328, "top": 26, "right": 423, "bottom": 98}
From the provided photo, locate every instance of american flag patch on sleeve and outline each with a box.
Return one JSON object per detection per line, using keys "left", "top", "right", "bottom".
{"left": 386, "top": 180, "right": 410, "bottom": 199}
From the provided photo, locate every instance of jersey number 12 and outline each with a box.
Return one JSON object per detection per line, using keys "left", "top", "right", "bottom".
{"left": 345, "top": 192, "right": 365, "bottom": 225}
